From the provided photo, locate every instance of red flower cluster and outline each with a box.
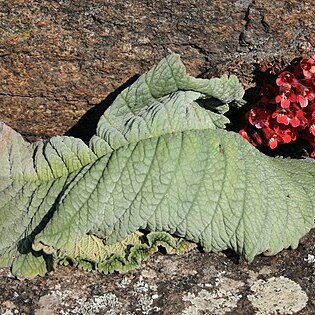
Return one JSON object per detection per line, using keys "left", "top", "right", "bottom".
{"left": 240, "top": 54, "right": 315, "bottom": 157}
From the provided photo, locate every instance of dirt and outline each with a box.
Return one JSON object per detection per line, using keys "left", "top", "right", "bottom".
{"left": 1, "top": 0, "right": 315, "bottom": 314}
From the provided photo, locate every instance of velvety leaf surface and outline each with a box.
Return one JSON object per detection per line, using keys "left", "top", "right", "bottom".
{"left": 0, "top": 54, "right": 314, "bottom": 277}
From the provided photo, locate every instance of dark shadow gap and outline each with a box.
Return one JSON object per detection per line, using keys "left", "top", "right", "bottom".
{"left": 65, "top": 74, "right": 140, "bottom": 143}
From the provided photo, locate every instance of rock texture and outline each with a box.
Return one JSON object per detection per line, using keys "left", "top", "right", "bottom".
{"left": 1, "top": 230, "right": 315, "bottom": 314}
{"left": 1, "top": 0, "right": 314, "bottom": 140}
{"left": 0, "top": 0, "right": 315, "bottom": 314}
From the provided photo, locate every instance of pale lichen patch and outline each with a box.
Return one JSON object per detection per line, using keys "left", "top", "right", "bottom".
{"left": 31, "top": 274, "right": 161, "bottom": 315}
{"left": 248, "top": 276, "right": 308, "bottom": 315}
{"left": 62, "top": 293, "right": 123, "bottom": 315}
{"left": 181, "top": 276, "right": 244, "bottom": 315}
{"left": 182, "top": 288, "right": 241, "bottom": 315}
{"left": 304, "top": 254, "right": 315, "bottom": 264}
{"left": 132, "top": 275, "right": 160, "bottom": 314}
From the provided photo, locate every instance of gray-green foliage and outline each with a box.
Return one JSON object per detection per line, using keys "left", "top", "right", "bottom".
{"left": 0, "top": 54, "right": 314, "bottom": 278}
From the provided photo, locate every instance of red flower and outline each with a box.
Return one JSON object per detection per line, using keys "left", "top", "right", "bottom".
{"left": 248, "top": 105, "right": 273, "bottom": 128}
{"left": 273, "top": 125, "right": 297, "bottom": 143}
{"left": 275, "top": 86, "right": 296, "bottom": 108}
{"left": 239, "top": 53, "right": 315, "bottom": 158}
{"left": 300, "top": 55, "right": 315, "bottom": 79}
{"left": 239, "top": 129, "right": 250, "bottom": 141}
{"left": 268, "top": 136, "right": 278, "bottom": 149}
{"left": 271, "top": 108, "right": 298, "bottom": 126}
{"left": 239, "top": 127, "right": 263, "bottom": 146}
{"left": 294, "top": 83, "right": 315, "bottom": 108}
{"left": 292, "top": 108, "right": 308, "bottom": 128}
{"left": 276, "top": 71, "right": 298, "bottom": 87}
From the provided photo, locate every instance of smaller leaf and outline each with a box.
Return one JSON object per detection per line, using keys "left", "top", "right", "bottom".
{"left": 11, "top": 252, "right": 48, "bottom": 279}
{"left": 56, "top": 231, "right": 192, "bottom": 274}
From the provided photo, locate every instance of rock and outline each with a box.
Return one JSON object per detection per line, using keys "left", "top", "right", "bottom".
{"left": 0, "top": 0, "right": 314, "bottom": 140}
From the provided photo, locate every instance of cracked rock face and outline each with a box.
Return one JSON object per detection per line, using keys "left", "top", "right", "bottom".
{"left": 0, "top": 0, "right": 314, "bottom": 140}
{"left": 0, "top": 0, "right": 315, "bottom": 314}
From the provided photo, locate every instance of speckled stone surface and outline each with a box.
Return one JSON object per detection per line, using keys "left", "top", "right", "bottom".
{"left": 0, "top": 1, "right": 315, "bottom": 314}
{"left": 0, "top": 0, "right": 314, "bottom": 140}
{"left": 1, "top": 229, "right": 315, "bottom": 314}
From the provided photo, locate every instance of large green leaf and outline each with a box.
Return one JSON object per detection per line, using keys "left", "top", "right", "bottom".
{"left": 0, "top": 54, "right": 314, "bottom": 278}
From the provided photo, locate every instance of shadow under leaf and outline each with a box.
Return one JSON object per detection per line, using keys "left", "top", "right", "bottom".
{"left": 65, "top": 74, "right": 140, "bottom": 143}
